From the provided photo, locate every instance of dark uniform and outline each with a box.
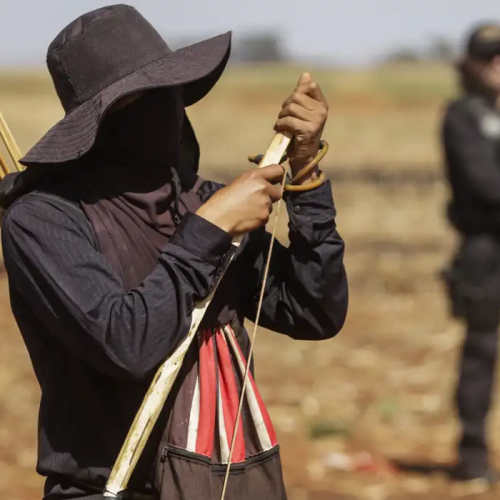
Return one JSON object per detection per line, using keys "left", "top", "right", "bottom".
{"left": 441, "top": 23, "right": 500, "bottom": 481}
{"left": 442, "top": 93, "right": 500, "bottom": 479}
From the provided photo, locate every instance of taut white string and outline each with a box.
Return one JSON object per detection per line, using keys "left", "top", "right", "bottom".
{"left": 219, "top": 170, "right": 288, "bottom": 500}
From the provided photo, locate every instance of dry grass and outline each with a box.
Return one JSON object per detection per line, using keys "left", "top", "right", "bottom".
{"left": 2, "top": 63, "right": 497, "bottom": 500}
{"left": 0, "top": 62, "right": 457, "bottom": 171}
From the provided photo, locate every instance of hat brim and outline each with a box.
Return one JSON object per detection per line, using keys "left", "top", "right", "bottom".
{"left": 20, "top": 31, "right": 232, "bottom": 166}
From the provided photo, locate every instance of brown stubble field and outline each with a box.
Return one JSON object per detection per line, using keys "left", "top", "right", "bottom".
{"left": 1, "top": 63, "right": 500, "bottom": 500}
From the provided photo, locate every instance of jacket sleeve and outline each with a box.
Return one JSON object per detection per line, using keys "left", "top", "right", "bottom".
{"left": 1, "top": 197, "right": 234, "bottom": 380}
{"left": 239, "top": 180, "right": 348, "bottom": 340}
{"left": 443, "top": 101, "right": 500, "bottom": 205}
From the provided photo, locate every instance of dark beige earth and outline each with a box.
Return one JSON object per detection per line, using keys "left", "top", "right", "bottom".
{"left": 1, "top": 65, "right": 500, "bottom": 500}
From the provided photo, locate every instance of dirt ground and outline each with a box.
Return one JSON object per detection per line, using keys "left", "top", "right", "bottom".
{"left": 1, "top": 65, "right": 500, "bottom": 500}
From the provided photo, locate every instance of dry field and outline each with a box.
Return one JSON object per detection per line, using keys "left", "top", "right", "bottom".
{"left": 1, "top": 63, "right": 499, "bottom": 500}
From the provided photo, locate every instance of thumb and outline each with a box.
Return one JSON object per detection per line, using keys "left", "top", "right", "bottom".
{"left": 255, "top": 163, "right": 286, "bottom": 184}
{"left": 296, "top": 72, "right": 312, "bottom": 90}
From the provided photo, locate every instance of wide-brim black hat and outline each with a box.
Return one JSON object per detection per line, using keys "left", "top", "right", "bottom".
{"left": 20, "top": 4, "right": 231, "bottom": 167}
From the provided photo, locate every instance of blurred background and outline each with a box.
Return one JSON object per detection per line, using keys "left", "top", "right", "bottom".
{"left": 1, "top": 1, "right": 499, "bottom": 499}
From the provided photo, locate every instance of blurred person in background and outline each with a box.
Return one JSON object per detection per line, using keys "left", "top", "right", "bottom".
{"left": 0, "top": 4, "right": 348, "bottom": 500}
{"left": 442, "top": 22, "right": 500, "bottom": 484}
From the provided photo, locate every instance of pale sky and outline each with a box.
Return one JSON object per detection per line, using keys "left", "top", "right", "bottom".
{"left": 0, "top": 0, "right": 498, "bottom": 67}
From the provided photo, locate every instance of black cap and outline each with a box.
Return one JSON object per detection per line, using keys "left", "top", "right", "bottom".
{"left": 466, "top": 23, "right": 500, "bottom": 61}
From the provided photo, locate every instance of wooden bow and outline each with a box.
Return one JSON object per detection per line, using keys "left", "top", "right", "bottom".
{"left": 103, "top": 130, "right": 292, "bottom": 498}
